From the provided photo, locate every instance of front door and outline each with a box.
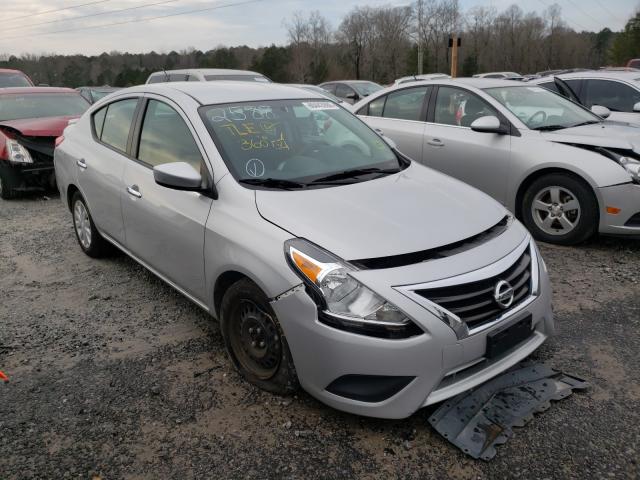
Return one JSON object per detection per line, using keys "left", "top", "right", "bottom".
{"left": 121, "top": 97, "right": 213, "bottom": 302}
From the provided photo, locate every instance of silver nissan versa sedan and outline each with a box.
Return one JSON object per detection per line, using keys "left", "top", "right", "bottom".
{"left": 54, "top": 82, "right": 553, "bottom": 419}
{"left": 353, "top": 78, "right": 640, "bottom": 245}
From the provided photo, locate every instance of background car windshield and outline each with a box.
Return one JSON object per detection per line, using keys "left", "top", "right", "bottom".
{"left": 0, "top": 93, "right": 89, "bottom": 121}
{"left": 201, "top": 99, "right": 399, "bottom": 183}
{"left": 0, "top": 73, "right": 31, "bottom": 87}
{"left": 301, "top": 86, "right": 344, "bottom": 104}
{"left": 353, "top": 82, "right": 382, "bottom": 96}
{"left": 90, "top": 90, "right": 113, "bottom": 101}
{"left": 485, "top": 85, "right": 597, "bottom": 129}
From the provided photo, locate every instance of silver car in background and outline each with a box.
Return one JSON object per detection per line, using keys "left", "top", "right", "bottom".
{"left": 353, "top": 78, "right": 640, "bottom": 244}
{"left": 532, "top": 71, "right": 640, "bottom": 124}
{"left": 54, "top": 82, "right": 553, "bottom": 419}
{"left": 146, "top": 68, "right": 270, "bottom": 84}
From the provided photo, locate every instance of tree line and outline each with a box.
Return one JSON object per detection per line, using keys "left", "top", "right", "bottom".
{"left": 1, "top": 1, "right": 638, "bottom": 88}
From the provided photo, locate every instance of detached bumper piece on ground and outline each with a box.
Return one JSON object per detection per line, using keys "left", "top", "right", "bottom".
{"left": 429, "top": 363, "right": 588, "bottom": 460}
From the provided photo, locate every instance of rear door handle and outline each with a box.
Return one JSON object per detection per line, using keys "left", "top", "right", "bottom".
{"left": 126, "top": 185, "right": 142, "bottom": 198}
{"left": 427, "top": 138, "right": 445, "bottom": 147}
{"left": 76, "top": 158, "right": 87, "bottom": 169}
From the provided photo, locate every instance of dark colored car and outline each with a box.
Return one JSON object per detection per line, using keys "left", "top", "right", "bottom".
{"left": 76, "top": 86, "right": 121, "bottom": 104}
{"left": 0, "top": 87, "right": 89, "bottom": 199}
{"left": 0, "top": 69, "right": 34, "bottom": 88}
{"left": 318, "top": 80, "right": 383, "bottom": 104}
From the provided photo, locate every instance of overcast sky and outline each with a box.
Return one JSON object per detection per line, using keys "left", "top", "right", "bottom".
{"left": 1, "top": 0, "right": 637, "bottom": 56}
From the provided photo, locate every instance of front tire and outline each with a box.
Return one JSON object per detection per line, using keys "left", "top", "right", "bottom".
{"left": 522, "top": 173, "right": 598, "bottom": 245}
{"left": 220, "top": 279, "right": 299, "bottom": 395}
{"left": 71, "top": 191, "right": 113, "bottom": 257}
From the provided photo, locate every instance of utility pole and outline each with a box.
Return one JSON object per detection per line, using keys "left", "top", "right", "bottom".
{"left": 450, "top": 34, "right": 459, "bottom": 78}
{"left": 417, "top": 0, "right": 423, "bottom": 75}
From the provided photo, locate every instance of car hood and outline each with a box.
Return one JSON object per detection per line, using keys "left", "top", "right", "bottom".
{"left": 542, "top": 122, "right": 640, "bottom": 154}
{"left": 255, "top": 163, "right": 507, "bottom": 261}
{"left": 0, "top": 116, "right": 77, "bottom": 137}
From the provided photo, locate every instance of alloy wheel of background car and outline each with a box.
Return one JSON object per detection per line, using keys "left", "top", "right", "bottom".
{"left": 70, "top": 191, "right": 113, "bottom": 258}
{"left": 220, "top": 279, "right": 298, "bottom": 395}
{"left": 522, "top": 173, "right": 598, "bottom": 245}
{"left": 531, "top": 186, "right": 581, "bottom": 236}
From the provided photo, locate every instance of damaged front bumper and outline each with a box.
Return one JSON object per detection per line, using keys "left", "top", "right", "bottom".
{"left": 270, "top": 235, "right": 554, "bottom": 419}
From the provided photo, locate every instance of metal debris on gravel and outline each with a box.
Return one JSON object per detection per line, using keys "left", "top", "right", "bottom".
{"left": 429, "top": 362, "right": 588, "bottom": 460}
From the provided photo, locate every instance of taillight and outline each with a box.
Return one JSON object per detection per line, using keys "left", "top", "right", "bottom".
{"left": 55, "top": 135, "right": 65, "bottom": 147}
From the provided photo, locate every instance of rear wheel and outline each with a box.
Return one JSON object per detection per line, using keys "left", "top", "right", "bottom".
{"left": 71, "top": 191, "right": 113, "bottom": 257}
{"left": 522, "top": 173, "right": 598, "bottom": 245}
{"left": 220, "top": 279, "right": 298, "bottom": 395}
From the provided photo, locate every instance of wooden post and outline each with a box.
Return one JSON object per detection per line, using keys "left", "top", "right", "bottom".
{"left": 451, "top": 34, "right": 458, "bottom": 78}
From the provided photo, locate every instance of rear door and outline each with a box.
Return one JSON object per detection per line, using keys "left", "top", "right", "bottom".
{"left": 121, "top": 95, "right": 213, "bottom": 302}
{"left": 422, "top": 85, "right": 512, "bottom": 204}
{"left": 79, "top": 97, "right": 140, "bottom": 243}
{"left": 356, "top": 86, "right": 431, "bottom": 162}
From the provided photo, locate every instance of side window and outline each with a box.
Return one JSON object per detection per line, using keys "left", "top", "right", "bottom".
{"left": 137, "top": 100, "right": 203, "bottom": 171}
{"left": 168, "top": 73, "right": 188, "bottom": 82}
{"left": 382, "top": 87, "right": 429, "bottom": 121}
{"left": 584, "top": 79, "right": 640, "bottom": 112}
{"left": 92, "top": 106, "right": 107, "bottom": 137}
{"left": 99, "top": 99, "right": 138, "bottom": 152}
{"left": 188, "top": 74, "right": 201, "bottom": 82}
{"left": 539, "top": 81, "right": 559, "bottom": 93}
{"left": 434, "top": 87, "right": 498, "bottom": 127}
{"left": 335, "top": 84, "right": 354, "bottom": 99}
{"left": 366, "top": 96, "right": 385, "bottom": 117}
{"left": 147, "top": 74, "right": 163, "bottom": 84}
{"left": 321, "top": 84, "right": 336, "bottom": 94}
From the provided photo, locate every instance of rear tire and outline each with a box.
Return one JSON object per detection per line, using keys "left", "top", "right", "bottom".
{"left": 220, "top": 279, "right": 299, "bottom": 395}
{"left": 522, "top": 173, "right": 598, "bottom": 245}
{"left": 71, "top": 191, "right": 113, "bottom": 258}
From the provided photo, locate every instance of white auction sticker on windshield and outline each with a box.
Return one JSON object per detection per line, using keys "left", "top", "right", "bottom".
{"left": 302, "top": 101, "right": 339, "bottom": 111}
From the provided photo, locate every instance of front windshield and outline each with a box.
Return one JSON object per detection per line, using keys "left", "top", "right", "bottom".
{"left": 91, "top": 90, "right": 115, "bottom": 101}
{"left": 0, "top": 73, "right": 31, "bottom": 87}
{"left": 0, "top": 93, "right": 89, "bottom": 121}
{"left": 485, "top": 85, "right": 599, "bottom": 130}
{"left": 352, "top": 82, "right": 382, "bottom": 96}
{"left": 200, "top": 99, "right": 403, "bottom": 187}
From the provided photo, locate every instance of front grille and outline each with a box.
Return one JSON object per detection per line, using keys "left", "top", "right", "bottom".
{"left": 415, "top": 249, "right": 532, "bottom": 329}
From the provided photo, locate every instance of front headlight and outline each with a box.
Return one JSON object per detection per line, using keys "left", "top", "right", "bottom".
{"left": 6, "top": 139, "right": 33, "bottom": 164}
{"left": 285, "top": 238, "right": 423, "bottom": 339}
{"left": 619, "top": 157, "right": 640, "bottom": 183}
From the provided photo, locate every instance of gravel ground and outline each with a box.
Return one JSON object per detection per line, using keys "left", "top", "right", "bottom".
{"left": 1, "top": 194, "right": 639, "bottom": 479}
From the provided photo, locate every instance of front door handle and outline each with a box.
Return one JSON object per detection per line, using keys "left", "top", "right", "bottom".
{"left": 76, "top": 158, "right": 87, "bottom": 169}
{"left": 427, "top": 138, "right": 445, "bottom": 147}
{"left": 126, "top": 185, "right": 142, "bottom": 198}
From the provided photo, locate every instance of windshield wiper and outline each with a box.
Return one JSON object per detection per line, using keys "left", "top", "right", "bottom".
{"left": 569, "top": 120, "right": 602, "bottom": 127}
{"left": 532, "top": 124, "right": 567, "bottom": 131}
{"left": 310, "top": 167, "right": 401, "bottom": 184}
{"left": 238, "top": 178, "right": 307, "bottom": 190}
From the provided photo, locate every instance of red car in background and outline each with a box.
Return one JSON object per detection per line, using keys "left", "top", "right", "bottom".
{"left": 0, "top": 88, "right": 89, "bottom": 199}
{"left": 0, "top": 69, "right": 34, "bottom": 87}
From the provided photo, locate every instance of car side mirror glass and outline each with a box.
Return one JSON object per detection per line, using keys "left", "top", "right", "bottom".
{"left": 470, "top": 115, "right": 504, "bottom": 133}
{"left": 153, "top": 162, "right": 203, "bottom": 191}
{"left": 591, "top": 105, "right": 611, "bottom": 119}
{"left": 633, "top": 102, "right": 640, "bottom": 113}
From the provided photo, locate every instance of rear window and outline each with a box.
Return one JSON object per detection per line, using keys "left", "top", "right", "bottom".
{"left": 0, "top": 93, "right": 88, "bottom": 121}
{"left": 95, "top": 99, "right": 138, "bottom": 153}
{"left": 0, "top": 72, "right": 32, "bottom": 88}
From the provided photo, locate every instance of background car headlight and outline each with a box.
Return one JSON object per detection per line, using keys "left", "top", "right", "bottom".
{"left": 6, "top": 139, "right": 33, "bottom": 164}
{"left": 285, "top": 238, "right": 423, "bottom": 339}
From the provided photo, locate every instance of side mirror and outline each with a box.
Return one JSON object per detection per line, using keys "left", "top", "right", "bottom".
{"left": 591, "top": 105, "right": 611, "bottom": 119}
{"left": 470, "top": 116, "right": 504, "bottom": 133}
{"left": 633, "top": 102, "right": 640, "bottom": 113}
{"left": 153, "top": 162, "right": 202, "bottom": 191}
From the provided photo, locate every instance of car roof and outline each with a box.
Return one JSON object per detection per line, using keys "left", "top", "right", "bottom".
{"left": 149, "top": 68, "right": 264, "bottom": 76}
{"left": 0, "top": 87, "right": 78, "bottom": 95}
{"left": 119, "top": 81, "right": 327, "bottom": 104}
{"left": 537, "top": 70, "right": 640, "bottom": 81}
{"left": 322, "top": 80, "right": 378, "bottom": 84}
{"left": 408, "top": 77, "right": 525, "bottom": 89}
{"left": 0, "top": 69, "right": 29, "bottom": 74}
